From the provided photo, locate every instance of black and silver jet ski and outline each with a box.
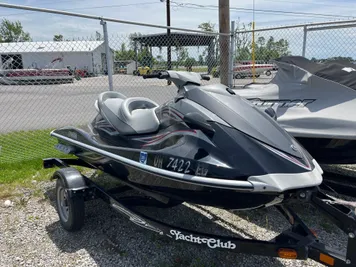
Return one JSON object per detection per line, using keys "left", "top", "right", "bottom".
{"left": 51, "top": 70, "right": 323, "bottom": 210}
{"left": 235, "top": 56, "right": 356, "bottom": 164}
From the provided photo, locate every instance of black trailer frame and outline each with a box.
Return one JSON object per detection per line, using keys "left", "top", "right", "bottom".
{"left": 44, "top": 157, "right": 356, "bottom": 267}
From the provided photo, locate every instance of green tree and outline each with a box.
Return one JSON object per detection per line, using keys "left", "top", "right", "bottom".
{"left": 115, "top": 43, "right": 135, "bottom": 61}
{"left": 198, "top": 55, "right": 205, "bottom": 65}
{"left": 198, "top": 21, "right": 219, "bottom": 68}
{"left": 184, "top": 57, "right": 197, "bottom": 70}
{"left": 95, "top": 31, "right": 102, "bottom": 41}
{"left": 174, "top": 47, "right": 188, "bottom": 68}
{"left": 234, "top": 20, "right": 252, "bottom": 61}
{"left": 254, "top": 36, "right": 291, "bottom": 61}
{"left": 115, "top": 42, "right": 154, "bottom": 68}
{"left": 129, "top": 32, "right": 143, "bottom": 50}
{"left": 198, "top": 21, "right": 216, "bottom": 32}
{"left": 0, "top": 19, "right": 31, "bottom": 42}
{"left": 53, "top": 34, "right": 64, "bottom": 42}
{"left": 232, "top": 19, "right": 290, "bottom": 62}
{"left": 156, "top": 55, "right": 163, "bottom": 62}
{"left": 325, "top": 56, "right": 354, "bottom": 62}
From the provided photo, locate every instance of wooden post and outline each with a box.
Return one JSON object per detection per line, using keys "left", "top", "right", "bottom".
{"left": 166, "top": 0, "right": 172, "bottom": 85}
{"left": 219, "top": 0, "right": 230, "bottom": 86}
{"left": 252, "top": 21, "right": 256, "bottom": 83}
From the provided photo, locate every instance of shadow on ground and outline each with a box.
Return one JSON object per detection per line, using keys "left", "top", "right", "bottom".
{"left": 44, "top": 185, "right": 288, "bottom": 267}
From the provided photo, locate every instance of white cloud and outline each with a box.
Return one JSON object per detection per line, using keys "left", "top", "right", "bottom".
{"left": 0, "top": 0, "right": 355, "bottom": 58}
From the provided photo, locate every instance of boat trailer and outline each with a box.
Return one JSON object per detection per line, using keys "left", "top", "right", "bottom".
{"left": 44, "top": 157, "right": 356, "bottom": 267}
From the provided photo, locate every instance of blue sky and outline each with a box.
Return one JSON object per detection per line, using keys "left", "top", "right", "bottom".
{"left": 0, "top": 0, "right": 355, "bottom": 59}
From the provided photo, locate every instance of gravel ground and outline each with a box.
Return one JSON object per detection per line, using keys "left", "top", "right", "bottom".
{"left": 1, "top": 166, "right": 355, "bottom": 267}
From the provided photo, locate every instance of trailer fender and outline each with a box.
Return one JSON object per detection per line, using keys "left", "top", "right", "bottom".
{"left": 52, "top": 167, "right": 88, "bottom": 192}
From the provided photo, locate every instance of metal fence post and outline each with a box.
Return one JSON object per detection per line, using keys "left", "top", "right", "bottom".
{"left": 100, "top": 19, "right": 113, "bottom": 91}
{"left": 228, "top": 20, "right": 235, "bottom": 88}
{"left": 302, "top": 25, "right": 307, "bottom": 57}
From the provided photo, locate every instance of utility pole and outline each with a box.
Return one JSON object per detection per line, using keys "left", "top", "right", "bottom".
{"left": 219, "top": 0, "right": 230, "bottom": 86}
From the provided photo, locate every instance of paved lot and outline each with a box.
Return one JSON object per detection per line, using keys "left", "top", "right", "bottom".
{"left": 0, "top": 73, "right": 273, "bottom": 133}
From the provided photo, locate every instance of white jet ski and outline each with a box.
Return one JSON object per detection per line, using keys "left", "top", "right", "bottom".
{"left": 235, "top": 56, "right": 356, "bottom": 164}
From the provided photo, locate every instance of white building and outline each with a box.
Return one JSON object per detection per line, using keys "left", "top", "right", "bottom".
{"left": 114, "top": 60, "right": 138, "bottom": 75}
{"left": 0, "top": 40, "right": 114, "bottom": 75}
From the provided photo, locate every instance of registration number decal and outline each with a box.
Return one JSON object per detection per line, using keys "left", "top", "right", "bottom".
{"left": 166, "top": 157, "right": 191, "bottom": 174}
{"left": 153, "top": 155, "right": 209, "bottom": 176}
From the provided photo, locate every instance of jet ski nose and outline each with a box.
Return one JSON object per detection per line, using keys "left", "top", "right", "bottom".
{"left": 312, "top": 159, "right": 324, "bottom": 175}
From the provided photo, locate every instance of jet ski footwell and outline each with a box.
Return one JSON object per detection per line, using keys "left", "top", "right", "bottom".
{"left": 44, "top": 157, "right": 356, "bottom": 267}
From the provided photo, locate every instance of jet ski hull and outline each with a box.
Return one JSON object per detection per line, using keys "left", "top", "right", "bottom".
{"left": 48, "top": 70, "right": 323, "bottom": 211}
{"left": 93, "top": 159, "right": 281, "bottom": 210}
{"left": 235, "top": 56, "right": 356, "bottom": 164}
{"left": 53, "top": 139, "right": 300, "bottom": 210}
{"left": 51, "top": 124, "right": 321, "bottom": 210}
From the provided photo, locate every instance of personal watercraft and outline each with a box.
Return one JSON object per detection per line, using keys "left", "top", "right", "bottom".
{"left": 50, "top": 70, "right": 323, "bottom": 210}
{"left": 45, "top": 71, "right": 356, "bottom": 266}
{"left": 235, "top": 56, "right": 356, "bottom": 164}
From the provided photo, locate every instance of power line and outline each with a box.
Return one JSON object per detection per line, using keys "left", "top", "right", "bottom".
{"left": 27, "top": 0, "right": 87, "bottom": 5}
{"left": 0, "top": 0, "right": 88, "bottom": 13}
{"left": 0, "top": 2, "right": 160, "bottom": 18}
{"left": 171, "top": 4, "right": 341, "bottom": 20}
{"left": 230, "top": 6, "right": 356, "bottom": 19}
{"left": 259, "top": 0, "right": 353, "bottom": 9}
{"left": 1, "top": 1, "right": 354, "bottom": 22}
{"left": 171, "top": 1, "right": 356, "bottom": 20}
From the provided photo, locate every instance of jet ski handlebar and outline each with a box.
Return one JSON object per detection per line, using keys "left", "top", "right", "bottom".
{"left": 142, "top": 72, "right": 169, "bottom": 79}
{"left": 201, "top": 75, "right": 210, "bottom": 81}
{"left": 143, "top": 71, "right": 210, "bottom": 81}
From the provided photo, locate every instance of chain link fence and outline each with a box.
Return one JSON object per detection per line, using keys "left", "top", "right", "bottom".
{"left": 0, "top": 4, "right": 355, "bottom": 165}
{"left": 0, "top": 18, "right": 227, "bottom": 164}
{"left": 230, "top": 22, "right": 356, "bottom": 86}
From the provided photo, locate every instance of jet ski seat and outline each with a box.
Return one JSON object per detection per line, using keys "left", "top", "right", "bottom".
{"left": 96, "top": 91, "right": 160, "bottom": 135}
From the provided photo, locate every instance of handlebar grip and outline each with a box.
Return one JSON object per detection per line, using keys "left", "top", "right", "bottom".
{"left": 201, "top": 75, "right": 210, "bottom": 81}
{"left": 143, "top": 73, "right": 160, "bottom": 79}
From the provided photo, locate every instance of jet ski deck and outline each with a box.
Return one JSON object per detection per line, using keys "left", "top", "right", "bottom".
{"left": 43, "top": 157, "right": 356, "bottom": 267}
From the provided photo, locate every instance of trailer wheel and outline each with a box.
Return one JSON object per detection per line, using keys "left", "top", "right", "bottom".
{"left": 265, "top": 70, "right": 272, "bottom": 76}
{"left": 55, "top": 176, "right": 85, "bottom": 232}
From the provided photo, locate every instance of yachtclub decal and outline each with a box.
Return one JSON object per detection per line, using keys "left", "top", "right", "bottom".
{"left": 170, "top": 230, "right": 236, "bottom": 250}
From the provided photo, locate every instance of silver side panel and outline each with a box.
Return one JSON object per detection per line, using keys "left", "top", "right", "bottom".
{"left": 248, "top": 159, "right": 323, "bottom": 192}
{"left": 236, "top": 62, "right": 356, "bottom": 140}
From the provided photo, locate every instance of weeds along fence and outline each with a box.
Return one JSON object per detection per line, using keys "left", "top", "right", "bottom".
{"left": 0, "top": 2, "right": 356, "bottom": 165}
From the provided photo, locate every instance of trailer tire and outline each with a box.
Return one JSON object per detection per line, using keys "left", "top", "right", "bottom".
{"left": 265, "top": 70, "right": 272, "bottom": 76}
{"left": 55, "top": 176, "right": 85, "bottom": 232}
